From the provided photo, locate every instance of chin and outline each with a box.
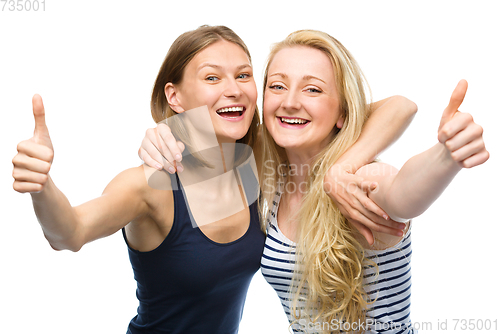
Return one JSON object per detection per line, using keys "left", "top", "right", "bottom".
{"left": 274, "top": 141, "right": 297, "bottom": 151}
{"left": 216, "top": 132, "right": 247, "bottom": 143}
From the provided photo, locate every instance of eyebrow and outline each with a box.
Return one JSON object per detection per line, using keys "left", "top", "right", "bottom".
{"left": 269, "top": 72, "right": 326, "bottom": 84}
{"left": 198, "top": 63, "right": 252, "bottom": 71}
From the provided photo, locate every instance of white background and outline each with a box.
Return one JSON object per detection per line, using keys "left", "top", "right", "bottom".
{"left": 1, "top": 1, "right": 499, "bottom": 333}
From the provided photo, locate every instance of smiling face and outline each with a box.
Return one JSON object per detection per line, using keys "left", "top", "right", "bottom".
{"left": 166, "top": 40, "right": 258, "bottom": 143}
{"left": 263, "top": 46, "right": 344, "bottom": 158}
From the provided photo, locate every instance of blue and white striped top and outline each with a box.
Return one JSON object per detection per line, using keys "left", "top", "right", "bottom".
{"left": 261, "top": 189, "right": 415, "bottom": 333}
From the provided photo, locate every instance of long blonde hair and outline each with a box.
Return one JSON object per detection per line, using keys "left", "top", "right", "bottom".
{"left": 259, "top": 30, "right": 374, "bottom": 332}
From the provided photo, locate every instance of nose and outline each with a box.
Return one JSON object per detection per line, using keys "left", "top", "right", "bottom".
{"left": 223, "top": 78, "right": 243, "bottom": 99}
{"left": 281, "top": 91, "right": 301, "bottom": 111}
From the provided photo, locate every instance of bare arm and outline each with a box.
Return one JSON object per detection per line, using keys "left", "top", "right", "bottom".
{"left": 13, "top": 95, "right": 150, "bottom": 251}
{"left": 356, "top": 80, "right": 488, "bottom": 245}
{"left": 358, "top": 145, "right": 460, "bottom": 222}
{"left": 30, "top": 168, "right": 150, "bottom": 251}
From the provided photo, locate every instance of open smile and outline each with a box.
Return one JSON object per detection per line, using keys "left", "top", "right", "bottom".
{"left": 216, "top": 105, "right": 246, "bottom": 121}
{"left": 277, "top": 116, "right": 310, "bottom": 129}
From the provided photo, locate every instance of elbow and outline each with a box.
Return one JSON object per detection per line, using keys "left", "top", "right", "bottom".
{"left": 385, "top": 208, "right": 421, "bottom": 223}
{"left": 408, "top": 99, "right": 418, "bottom": 116}
{"left": 401, "top": 96, "right": 418, "bottom": 118}
{"left": 49, "top": 242, "right": 83, "bottom": 253}
{"left": 64, "top": 242, "right": 84, "bottom": 253}
{"left": 45, "top": 234, "right": 84, "bottom": 253}
{"left": 394, "top": 95, "right": 418, "bottom": 117}
{"left": 384, "top": 196, "right": 425, "bottom": 222}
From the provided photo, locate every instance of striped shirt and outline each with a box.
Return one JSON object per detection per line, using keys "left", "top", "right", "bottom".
{"left": 261, "top": 189, "right": 416, "bottom": 333}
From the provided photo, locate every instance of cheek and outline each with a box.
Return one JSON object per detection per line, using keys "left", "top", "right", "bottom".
{"left": 263, "top": 93, "right": 278, "bottom": 120}
{"left": 314, "top": 101, "right": 339, "bottom": 128}
{"left": 262, "top": 104, "right": 274, "bottom": 125}
{"left": 190, "top": 83, "right": 220, "bottom": 106}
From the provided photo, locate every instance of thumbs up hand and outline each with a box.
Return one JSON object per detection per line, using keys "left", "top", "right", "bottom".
{"left": 438, "top": 80, "right": 489, "bottom": 168}
{"left": 12, "top": 95, "right": 55, "bottom": 193}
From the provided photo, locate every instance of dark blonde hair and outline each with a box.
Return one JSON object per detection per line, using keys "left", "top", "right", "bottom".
{"left": 150, "top": 25, "right": 260, "bottom": 149}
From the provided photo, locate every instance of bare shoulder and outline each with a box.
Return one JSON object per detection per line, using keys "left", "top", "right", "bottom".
{"left": 103, "top": 165, "right": 153, "bottom": 193}
{"left": 100, "top": 165, "right": 174, "bottom": 221}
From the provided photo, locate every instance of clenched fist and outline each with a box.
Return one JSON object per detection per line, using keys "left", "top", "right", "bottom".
{"left": 12, "top": 94, "right": 54, "bottom": 193}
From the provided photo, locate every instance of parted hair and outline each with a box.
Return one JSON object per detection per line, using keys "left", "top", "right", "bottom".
{"left": 150, "top": 25, "right": 260, "bottom": 151}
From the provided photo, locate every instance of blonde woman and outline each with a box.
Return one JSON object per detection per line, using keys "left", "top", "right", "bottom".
{"left": 258, "top": 31, "right": 488, "bottom": 333}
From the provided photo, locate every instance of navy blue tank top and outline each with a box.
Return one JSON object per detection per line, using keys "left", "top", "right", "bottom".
{"left": 122, "top": 174, "right": 265, "bottom": 334}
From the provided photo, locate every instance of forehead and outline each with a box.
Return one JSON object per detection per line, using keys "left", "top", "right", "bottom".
{"left": 189, "top": 40, "right": 251, "bottom": 70}
{"left": 269, "top": 46, "right": 334, "bottom": 80}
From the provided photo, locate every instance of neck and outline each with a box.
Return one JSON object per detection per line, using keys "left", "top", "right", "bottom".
{"left": 178, "top": 140, "right": 239, "bottom": 193}
{"left": 285, "top": 147, "right": 321, "bottom": 188}
{"left": 219, "top": 141, "right": 237, "bottom": 172}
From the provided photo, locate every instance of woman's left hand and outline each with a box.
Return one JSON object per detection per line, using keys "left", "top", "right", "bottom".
{"left": 324, "top": 164, "right": 406, "bottom": 245}
{"left": 438, "top": 79, "right": 489, "bottom": 168}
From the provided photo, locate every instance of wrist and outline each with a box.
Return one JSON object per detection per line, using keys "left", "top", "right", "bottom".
{"left": 436, "top": 143, "right": 462, "bottom": 172}
{"left": 30, "top": 174, "right": 53, "bottom": 202}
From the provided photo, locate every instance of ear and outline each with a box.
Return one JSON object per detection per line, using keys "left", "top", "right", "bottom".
{"left": 336, "top": 116, "right": 344, "bottom": 129}
{"left": 165, "top": 83, "right": 185, "bottom": 113}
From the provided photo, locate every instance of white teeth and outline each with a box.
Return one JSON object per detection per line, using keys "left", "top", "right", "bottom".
{"left": 281, "top": 117, "right": 307, "bottom": 124}
{"left": 217, "top": 106, "right": 244, "bottom": 113}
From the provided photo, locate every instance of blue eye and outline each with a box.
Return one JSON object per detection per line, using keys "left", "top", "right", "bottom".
{"left": 237, "top": 73, "right": 251, "bottom": 79}
{"left": 206, "top": 76, "right": 219, "bottom": 82}
{"left": 307, "top": 88, "right": 322, "bottom": 93}
{"left": 269, "top": 84, "right": 285, "bottom": 90}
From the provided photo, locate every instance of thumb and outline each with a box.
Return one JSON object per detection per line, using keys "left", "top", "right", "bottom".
{"left": 32, "top": 94, "right": 49, "bottom": 137}
{"left": 439, "top": 79, "right": 468, "bottom": 130}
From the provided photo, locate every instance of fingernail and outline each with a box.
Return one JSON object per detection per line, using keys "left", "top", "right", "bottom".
{"left": 383, "top": 214, "right": 389, "bottom": 220}
{"left": 399, "top": 223, "right": 406, "bottom": 229}
{"left": 177, "top": 165, "right": 184, "bottom": 173}
{"left": 168, "top": 166, "right": 176, "bottom": 174}
{"left": 175, "top": 154, "right": 182, "bottom": 162}
{"left": 155, "top": 163, "right": 163, "bottom": 170}
{"left": 398, "top": 230, "right": 404, "bottom": 237}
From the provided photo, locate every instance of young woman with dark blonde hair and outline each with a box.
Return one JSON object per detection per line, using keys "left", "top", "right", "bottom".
{"left": 12, "top": 25, "right": 265, "bottom": 334}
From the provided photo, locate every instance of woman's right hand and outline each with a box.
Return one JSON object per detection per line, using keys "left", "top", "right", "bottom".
{"left": 138, "top": 122, "right": 185, "bottom": 174}
{"left": 12, "top": 95, "right": 54, "bottom": 193}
